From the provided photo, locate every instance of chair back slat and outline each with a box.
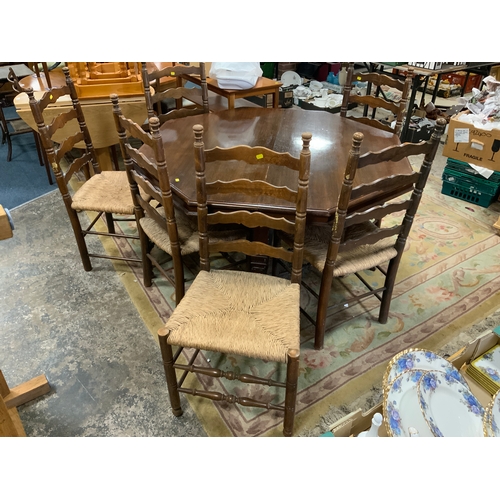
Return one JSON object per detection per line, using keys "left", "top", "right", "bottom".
{"left": 117, "top": 114, "right": 155, "bottom": 149}
{"left": 358, "top": 141, "right": 435, "bottom": 168}
{"left": 205, "top": 146, "right": 301, "bottom": 171}
{"left": 345, "top": 199, "right": 412, "bottom": 228}
{"left": 38, "top": 86, "right": 70, "bottom": 112}
{"left": 206, "top": 179, "right": 298, "bottom": 203}
{"left": 129, "top": 169, "right": 163, "bottom": 206}
{"left": 349, "top": 94, "right": 401, "bottom": 116}
{"left": 340, "top": 225, "right": 403, "bottom": 253}
{"left": 148, "top": 64, "right": 204, "bottom": 81}
{"left": 207, "top": 211, "right": 296, "bottom": 233}
{"left": 152, "top": 86, "right": 204, "bottom": 105}
{"left": 46, "top": 109, "right": 78, "bottom": 138}
{"left": 354, "top": 71, "right": 407, "bottom": 90}
{"left": 209, "top": 239, "right": 294, "bottom": 262}
{"left": 158, "top": 107, "right": 205, "bottom": 124}
{"left": 193, "top": 124, "right": 311, "bottom": 283}
{"left": 55, "top": 131, "right": 86, "bottom": 164}
{"left": 351, "top": 172, "right": 419, "bottom": 201}
{"left": 64, "top": 153, "right": 93, "bottom": 184}
{"left": 124, "top": 143, "right": 159, "bottom": 179}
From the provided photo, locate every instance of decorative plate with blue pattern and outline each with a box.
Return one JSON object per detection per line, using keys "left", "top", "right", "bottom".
{"left": 383, "top": 348, "right": 468, "bottom": 395}
{"left": 383, "top": 369, "right": 435, "bottom": 437}
{"left": 417, "top": 370, "right": 484, "bottom": 437}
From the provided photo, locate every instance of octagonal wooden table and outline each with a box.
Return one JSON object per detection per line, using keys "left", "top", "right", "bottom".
{"left": 141, "top": 107, "right": 413, "bottom": 222}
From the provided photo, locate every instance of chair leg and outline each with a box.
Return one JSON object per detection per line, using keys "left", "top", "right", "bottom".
{"left": 33, "top": 132, "right": 53, "bottom": 185}
{"left": 314, "top": 263, "right": 335, "bottom": 350}
{"left": 158, "top": 328, "right": 183, "bottom": 417}
{"left": 67, "top": 207, "right": 92, "bottom": 271}
{"left": 6, "top": 133, "right": 12, "bottom": 162}
{"left": 140, "top": 229, "right": 154, "bottom": 288}
{"left": 172, "top": 252, "right": 185, "bottom": 306}
{"left": 378, "top": 255, "right": 402, "bottom": 324}
{"left": 104, "top": 212, "right": 116, "bottom": 234}
{"left": 283, "top": 349, "right": 300, "bottom": 437}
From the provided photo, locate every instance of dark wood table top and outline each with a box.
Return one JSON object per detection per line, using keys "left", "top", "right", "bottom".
{"left": 140, "top": 107, "right": 413, "bottom": 223}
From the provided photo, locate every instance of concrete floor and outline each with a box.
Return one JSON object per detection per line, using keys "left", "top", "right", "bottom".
{"left": 0, "top": 190, "right": 206, "bottom": 436}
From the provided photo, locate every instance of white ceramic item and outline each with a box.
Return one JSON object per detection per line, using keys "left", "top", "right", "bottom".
{"left": 418, "top": 370, "right": 484, "bottom": 437}
{"left": 281, "top": 71, "right": 302, "bottom": 87}
{"left": 309, "top": 80, "right": 322, "bottom": 92}
{"left": 358, "top": 413, "right": 383, "bottom": 437}
{"left": 383, "top": 369, "right": 434, "bottom": 437}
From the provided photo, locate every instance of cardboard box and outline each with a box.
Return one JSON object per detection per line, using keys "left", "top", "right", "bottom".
{"left": 329, "top": 329, "right": 500, "bottom": 437}
{"left": 442, "top": 111, "right": 500, "bottom": 172}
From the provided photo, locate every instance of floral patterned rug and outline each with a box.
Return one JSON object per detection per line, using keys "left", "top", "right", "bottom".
{"left": 102, "top": 172, "right": 500, "bottom": 436}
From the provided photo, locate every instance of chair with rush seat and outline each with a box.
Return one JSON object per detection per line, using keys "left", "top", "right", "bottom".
{"left": 340, "top": 62, "right": 414, "bottom": 137}
{"left": 112, "top": 95, "right": 247, "bottom": 305}
{"left": 279, "top": 118, "right": 446, "bottom": 350}
{"left": 26, "top": 66, "right": 141, "bottom": 271}
{"left": 157, "top": 124, "right": 312, "bottom": 436}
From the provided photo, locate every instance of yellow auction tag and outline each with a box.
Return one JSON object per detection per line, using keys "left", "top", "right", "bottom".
{"left": 256, "top": 154, "right": 264, "bottom": 160}
{"left": 171, "top": 72, "right": 176, "bottom": 76}
{"left": 356, "top": 76, "right": 361, "bottom": 81}
{"left": 49, "top": 94, "right": 53, "bottom": 100}
{"left": 175, "top": 178, "right": 180, "bottom": 182}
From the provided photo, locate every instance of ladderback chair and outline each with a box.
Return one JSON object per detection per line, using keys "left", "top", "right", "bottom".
{"left": 340, "top": 63, "right": 414, "bottom": 137}
{"left": 141, "top": 62, "right": 209, "bottom": 124}
{"left": 284, "top": 118, "right": 446, "bottom": 350}
{"left": 1, "top": 68, "right": 50, "bottom": 183}
{"left": 111, "top": 95, "right": 248, "bottom": 304}
{"left": 157, "top": 124, "right": 312, "bottom": 436}
{"left": 112, "top": 95, "right": 194, "bottom": 304}
{"left": 26, "top": 66, "right": 141, "bottom": 271}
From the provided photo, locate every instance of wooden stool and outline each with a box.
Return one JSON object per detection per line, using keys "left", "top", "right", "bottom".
{"left": 0, "top": 369, "right": 50, "bottom": 437}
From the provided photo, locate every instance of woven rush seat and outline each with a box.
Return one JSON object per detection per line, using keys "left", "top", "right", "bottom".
{"left": 298, "top": 221, "right": 398, "bottom": 275}
{"left": 166, "top": 269, "right": 300, "bottom": 363}
{"left": 71, "top": 171, "right": 135, "bottom": 214}
{"left": 139, "top": 206, "right": 246, "bottom": 257}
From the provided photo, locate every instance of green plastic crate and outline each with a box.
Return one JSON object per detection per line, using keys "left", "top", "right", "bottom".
{"left": 441, "top": 161, "right": 500, "bottom": 207}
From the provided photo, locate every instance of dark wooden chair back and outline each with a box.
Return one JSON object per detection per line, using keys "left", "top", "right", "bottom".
{"left": 26, "top": 66, "right": 100, "bottom": 190}
{"left": 312, "top": 117, "right": 447, "bottom": 349}
{"left": 193, "top": 124, "right": 312, "bottom": 283}
{"left": 112, "top": 95, "right": 185, "bottom": 299}
{"left": 340, "top": 62, "right": 414, "bottom": 136}
{"left": 141, "top": 62, "right": 209, "bottom": 124}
